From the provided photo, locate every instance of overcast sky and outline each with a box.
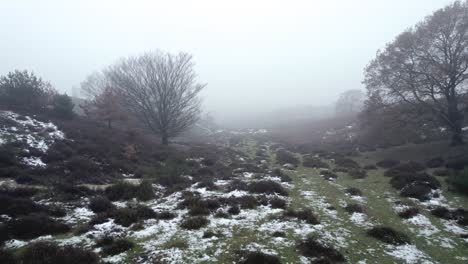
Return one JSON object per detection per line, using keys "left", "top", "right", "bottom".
{"left": 0, "top": 0, "right": 455, "bottom": 118}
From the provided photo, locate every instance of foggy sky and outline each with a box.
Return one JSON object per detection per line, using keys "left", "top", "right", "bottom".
{"left": 0, "top": 0, "right": 455, "bottom": 119}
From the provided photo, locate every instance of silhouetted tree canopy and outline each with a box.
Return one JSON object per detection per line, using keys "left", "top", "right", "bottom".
{"left": 0, "top": 70, "right": 55, "bottom": 113}
{"left": 364, "top": 0, "right": 468, "bottom": 145}
{"left": 105, "top": 51, "right": 205, "bottom": 145}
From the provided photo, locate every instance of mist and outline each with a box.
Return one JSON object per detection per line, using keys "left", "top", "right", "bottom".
{"left": 0, "top": 0, "right": 455, "bottom": 127}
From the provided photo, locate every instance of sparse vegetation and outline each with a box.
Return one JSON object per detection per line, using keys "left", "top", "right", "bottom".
{"left": 180, "top": 216, "right": 209, "bottom": 230}
{"left": 297, "top": 237, "right": 345, "bottom": 263}
{"left": 20, "top": 242, "right": 99, "bottom": 264}
{"left": 1, "top": 2, "right": 468, "bottom": 263}
{"left": 248, "top": 180, "right": 288, "bottom": 196}
{"left": 367, "top": 226, "right": 411, "bottom": 245}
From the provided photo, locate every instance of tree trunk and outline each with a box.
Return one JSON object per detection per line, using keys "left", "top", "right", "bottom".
{"left": 448, "top": 99, "right": 465, "bottom": 146}
{"left": 451, "top": 125, "right": 464, "bottom": 146}
{"left": 161, "top": 130, "right": 169, "bottom": 145}
{"left": 107, "top": 119, "right": 112, "bottom": 129}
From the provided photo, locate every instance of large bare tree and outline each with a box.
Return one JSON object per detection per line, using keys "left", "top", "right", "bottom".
{"left": 364, "top": 1, "right": 468, "bottom": 145}
{"left": 106, "top": 51, "right": 205, "bottom": 145}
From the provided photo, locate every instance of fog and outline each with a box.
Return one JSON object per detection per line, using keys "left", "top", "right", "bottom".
{"left": 0, "top": 0, "right": 454, "bottom": 126}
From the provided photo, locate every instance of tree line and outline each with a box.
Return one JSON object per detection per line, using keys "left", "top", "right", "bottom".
{"left": 0, "top": 51, "right": 205, "bottom": 145}
{"left": 360, "top": 0, "right": 468, "bottom": 146}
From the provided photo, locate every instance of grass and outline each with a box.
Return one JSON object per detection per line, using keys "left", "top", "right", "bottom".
{"left": 251, "top": 143, "right": 468, "bottom": 263}
{"left": 6, "top": 140, "right": 468, "bottom": 263}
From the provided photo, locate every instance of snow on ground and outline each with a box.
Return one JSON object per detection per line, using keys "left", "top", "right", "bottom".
{"left": 350, "top": 212, "right": 373, "bottom": 227}
{"left": 405, "top": 214, "right": 439, "bottom": 236}
{"left": 385, "top": 244, "right": 434, "bottom": 264}
{"left": 0, "top": 110, "right": 65, "bottom": 166}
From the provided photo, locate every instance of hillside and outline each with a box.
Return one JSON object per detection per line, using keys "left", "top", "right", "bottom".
{"left": 1, "top": 111, "right": 468, "bottom": 263}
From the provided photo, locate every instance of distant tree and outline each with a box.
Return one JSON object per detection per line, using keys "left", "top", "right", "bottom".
{"left": 364, "top": 1, "right": 468, "bottom": 146}
{"left": 0, "top": 70, "right": 55, "bottom": 113}
{"left": 335, "top": 89, "right": 365, "bottom": 116}
{"left": 105, "top": 51, "right": 205, "bottom": 145}
{"left": 80, "top": 72, "right": 126, "bottom": 128}
{"left": 51, "top": 93, "right": 75, "bottom": 119}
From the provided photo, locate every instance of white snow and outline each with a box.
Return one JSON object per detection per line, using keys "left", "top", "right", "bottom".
{"left": 0, "top": 111, "right": 65, "bottom": 167}
{"left": 350, "top": 212, "right": 372, "bottom": 227}
{"left": 22, "top": 156, "right": 46, "bottom": 167}
{"left": 385, "top": 244, "right": 434, "bottom": 264}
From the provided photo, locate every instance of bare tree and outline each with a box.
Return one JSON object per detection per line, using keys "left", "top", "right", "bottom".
{"left": 80, "top": 72, "right": 126, "bottom": 128}
{"left": 335, "top": 89, "right": 365, "bottom": 116}
{"left": 364, "top": 1, "right": 468, "bottom": 146}
{"left": 80, "top": 71, "right": 108, "bottom": 100}
{"left": 106, "top": 51, "right": 205, "bottom": 145}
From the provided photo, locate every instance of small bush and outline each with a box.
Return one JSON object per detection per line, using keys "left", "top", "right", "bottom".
{"left": 228, "top": 205, "right": 241, "bottom": 215}
{"left": 302, "top": 157, "right": 329, "bottom": 169}
{"left": 248, "top": 180, "right": 288, "bottom": 196}
{"left": 105, "top": 182, "right": 135, "bottom": 201}
{"left": 214, "top": 211, "right": 230, "bottom": 218}
{"left": 0, "top": 187, "right": 38, "bottom": 198}
{"left": 345, "top": 187, "right": 362, "bottom": 196}
{"left": 183, "top": 197, "right": 221, "bottom": 216}
{"left": 180, "top": 216, "right": 209, "bottom": 230}
{"left": 433, "top": 169, "right": 450, "bottom": 176}
{"left": 431, "top": 207, "right": 468, "bottom": 225}
{"left": 89, "top": 213, "right": 110, "bottom": 226}
{"left": 203, "top": 230, "right": 223, "bottom": 239}
{"left": 269, "top": 197, "right": 287, "bottom": 209}
{"left": 446, "top": 157, "right": 468, "bottom": 170}
{"left": 7, "top": 214, "right": 70, "bottom": 240}
{"left": 236, "top": 195, "right": 260, "bottom": 209}
{"left": 20, "top": 242, "right": 99, "bottom": 264}
{"left": 398, "top": 208, "right": 419, "bottom": 219}
{"left": 276, "top": 149, "right": 300, "bottom": 165}
{"left": 348, "top": 169, "right": 367, "bottom": 179}
{"left": 157, "top": 211, "right": 177, "bottom": 220}
{"left": 335, "top": 158, "right": 359, "bottom": 169}
{"left": 272, "top": 168, "right": 292, "bottom": 182}
{"left": 363, "top": 164, "right": 377, "bottom": 170}
{"left": 89, "top": 196, "right": 115, "bottom": 213}
{"left": 0, "top": 146, "right": 18, "bottom": 167}
{"left": 272, "top": 231, "right": 286, "bottom": 237}
{"left": 447, "top": 168, "right": 468, "bottom": 195}
{"left": 376, "top": 159, "right": 400, "bottom": 168}
{"left": 431, "top": 207, "right": 451, "bottom": 219}
{"left": 195, "top": 167, "right": 215, "bottom": 177}
{"left": 366, "top": 226, "right": 410, "bottom": 245}
{"left": 196, "top": 178, "right": 217, "bottom": 190}
{"left": 0, "top": 195, "right": 65, "bottom": 217}
{"left": 344, "top": 204, "right": 364, "bottom": 214}
{"left": 227, "top": 179, "right": 249, "bottom": 192}
{"left": 390, "top": 173, "right": 440, "bottom": 190}
{"left": 320, "top": 170, "right": 338, "bottom": 181}
{"left": 400, "top": 183, "right": 433, "bottom": 201}
{"left": 52, "top": 183, "right": 94, "bottom": 202}
{"left": 385, "top": 162, "right": 426, "bottom": 178}
{"left": 189, "top": 204, "right": 211, "bottom": 216}
{"left": 100, "top": 238, "right": 135, "bottom": 256}
{"left": 105, "top": 181, "right": 155, "bottom": 201}
{"left": 297, "top": 237, "right": 345, "bottom": 262}
{"left": 239, "top": 251, "right": 281, "bottom": 264}
{"left": 284, "top": 208, "right": 320, "bottom": 225}
{"left": 112, "top": 205, "right": 157, "bottom": 227}
{"left": 426, "top": 157, "right": 444, "bottom": 168}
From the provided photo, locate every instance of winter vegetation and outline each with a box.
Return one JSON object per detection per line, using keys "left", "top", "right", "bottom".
{"left": 1, "top": 1, "right": 468, "bottom": 264}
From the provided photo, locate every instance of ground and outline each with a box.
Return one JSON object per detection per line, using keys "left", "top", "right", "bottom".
{"left": 1, "top": 111, "right": 468, "bottom": 263}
